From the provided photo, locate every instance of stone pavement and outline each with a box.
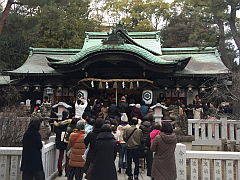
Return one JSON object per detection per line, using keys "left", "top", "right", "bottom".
{"left": 54, "top": 158, "right": 151, "bottom": 180}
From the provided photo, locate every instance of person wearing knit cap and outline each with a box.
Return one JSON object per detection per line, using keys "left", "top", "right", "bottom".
{"left": 117, "top": 113, "right": 130, "bottom": 174}
{"left": 118, "top": 96, "right": 129, "bottom": 115}
{"left": 130, "top": 104, "right": 144, "bottom": 120}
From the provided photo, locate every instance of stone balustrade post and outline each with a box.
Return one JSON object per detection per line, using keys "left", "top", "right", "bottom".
{"left": 175, "top": 143, "right": 187, "bottom": 180}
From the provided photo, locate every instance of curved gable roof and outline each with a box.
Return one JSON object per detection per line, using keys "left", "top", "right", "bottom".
{"left": 48, "top": 43, "right": 184, "bottom": 66}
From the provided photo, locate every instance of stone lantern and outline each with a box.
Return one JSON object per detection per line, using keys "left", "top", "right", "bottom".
{"left": 52, "top": 102, "right": 72, "bottom": 120}
{"left": 150, "top": 103, "right": 167, "bottom": 125}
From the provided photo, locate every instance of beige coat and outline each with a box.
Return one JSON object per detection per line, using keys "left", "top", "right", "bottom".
{"left": 193, "top": 108, "right": 203, "bottom": 119}
{"left": 118, "top": 124, "right": 131, "bottom": 143}
{"left": 151, "top": 132, "right": 177, "bottom": 180}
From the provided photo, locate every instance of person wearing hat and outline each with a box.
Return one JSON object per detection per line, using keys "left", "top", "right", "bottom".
{"left": 117, "top": 113, "right": 130, "bottom": 173}
{"left": 130, "top": 104, "right": 144, "bottom": 120}
{"left": 117, "top": 96, "right": 129, "bottom": 115}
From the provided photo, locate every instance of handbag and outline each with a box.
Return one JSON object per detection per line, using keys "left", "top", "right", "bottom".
{"left": 67, "top": 133, "right": 83, "bottom": 157}
{"left": 84, "top": 163, "right": 93, "bottom": 179}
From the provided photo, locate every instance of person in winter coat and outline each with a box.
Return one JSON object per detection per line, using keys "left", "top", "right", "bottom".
{"left": 20, "top": 120, "right": 45, "bottom": 180}
{"left": 151, "top": 122, "right": 177, "bottom": 180}
{"left": 117, "top": 96, "right": 129, "bottom": 114}
{"left": 139, "top": 117, "right": 152, "bottom": 174}
{"left": 130, "top": 104, "right": 144, "bottom": 120}
{"left": 101, "top": 102, "right": 109, "bottom": 119}
{"left": 193, "top": 104, "right": 203, "bottom": 119}
{"left": 186, "top": 104, "right": 194, "bottom": 119}
{"left": 110, "top": 119, "right": 121, "bottom": 141}
{"left": 128, "top": 99, "right": 136, "bottom": 116}
{"left": 90, "top": 124, "right": 118, "bottom": 180}
{"left": 123, "top": 118, "right": 143, "bottom": 180}
{"left": 84, "top": 118, "right": 104, "bottom": 174}
{"left": 108, "top": 100, "right": 117, "bottom": 119}
{"left": 94, "top": 100, "right": 103, "bottom": 117}
{"left": 117, "top": 113, "right": 131, "bottom": 173}
{"left": 82, "top": 118, "right": 95, "bottom": 161}
{"left": 54, "top": 110, "right": 70, "bottom": 176}
{"left": 150, "top": 123, "right": 161, "bottom": 144}
{"left": 75, "top": 97, "right": 88, "bottom": 119}
{"left": 140, "top": 101, "right": 148, "bottom": 117}
{"left": 68, "top": 121, "right": 86, "bottom": 180}
{"left": 145, "top": 133, "right": 153, "bottom": 180}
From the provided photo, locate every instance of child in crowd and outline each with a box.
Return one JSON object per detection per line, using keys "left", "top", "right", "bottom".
{"left": 82, "top": 118, "right": 95, "bottom": 161}
{"left": 150, "top": 123, "right": 161, "bottom": 144}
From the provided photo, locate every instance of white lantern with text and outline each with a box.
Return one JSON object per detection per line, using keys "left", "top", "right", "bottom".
{"left": 142, "top": 90, "right": 153, "bottom": 105}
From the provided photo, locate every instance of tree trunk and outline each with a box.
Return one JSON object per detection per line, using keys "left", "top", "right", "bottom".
{"left": 228, "top": 3, "right": 240, "bottom": 67}
{"left": 214, "top": 14, "right": 233, "bottom": 71}
{"left": 0, "top": 0, "right": 14, "bottom": 36}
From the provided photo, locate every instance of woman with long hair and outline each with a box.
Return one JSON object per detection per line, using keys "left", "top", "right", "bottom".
{"left": 151, "top": 122, "right": 177, "bottom": 180}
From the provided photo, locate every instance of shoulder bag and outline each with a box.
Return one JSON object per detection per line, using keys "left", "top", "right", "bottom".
{"left": 126, "top": 128, "right": 137, "bottom": 142}
{"left": 67, "top": 133, "right": 83, "bottom": 157}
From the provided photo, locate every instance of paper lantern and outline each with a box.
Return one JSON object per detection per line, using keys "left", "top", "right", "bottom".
{"left": 142, "top": 90, "right": 153, "bottom": 105}
{"left": 77, "top": 90, "right": 88, "bottom": 100}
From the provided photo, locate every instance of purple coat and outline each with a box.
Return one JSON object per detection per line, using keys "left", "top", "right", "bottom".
{"left": 130, "top": 108, "right": 144, "bottom": 119}
{"left": 94, "top": 103, "right": 103, "bottom": 117}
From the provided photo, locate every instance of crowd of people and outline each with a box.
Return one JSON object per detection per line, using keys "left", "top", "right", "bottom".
{"left": 21, "top": 93, "right": 179, "bottom": 180}
{"left": 20, "top": 92, "right": 233, "bottom": 180}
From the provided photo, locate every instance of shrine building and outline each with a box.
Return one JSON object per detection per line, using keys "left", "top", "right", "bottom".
{"left": 5, "top": 23, "right": 229, "bottom": 106}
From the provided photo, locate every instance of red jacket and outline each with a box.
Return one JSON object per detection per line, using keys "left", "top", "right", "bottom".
{"left": 130, "top": 108, "right": 144, "bottom": 119}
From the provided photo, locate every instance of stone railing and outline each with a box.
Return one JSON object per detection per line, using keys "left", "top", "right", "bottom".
{"left": 188, "top": 118, "right": 240, "bottom": 146}
{"left": 175, "top": 143, "right": 240, "bottom": 180}
{"left": 0, "top": 136, "right": 59, "bottom": 180}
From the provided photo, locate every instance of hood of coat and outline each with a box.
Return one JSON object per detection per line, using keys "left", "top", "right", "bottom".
{"left": 97, "top": 131, "right": 115, "bottom": 140}
{"left": 142, "top": 120, "right": 151, "bottom": 128}
{"left": 132, "top": 108, "right": 141, "bottom": 113}
{"left": 72, "top": 129, "right": 85, "bottom": 134}
{"left": 28, "top": 120, "right": 40, "bottom": 131}
{"left": 150, "top": 129, "right": 161, "bottom": 138}
{"left": 160, "top": 132, "right": 176, "bottom": 144}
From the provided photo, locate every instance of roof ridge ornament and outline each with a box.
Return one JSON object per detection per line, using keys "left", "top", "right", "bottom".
{"left": 102, "top": 22, "right": 127, "bottom": 45}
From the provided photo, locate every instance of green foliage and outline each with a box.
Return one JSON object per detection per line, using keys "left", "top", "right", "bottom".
{"left": 0, "top": 0, "right": 98, "bottom": 70}
{"left": 103, "top": 0, "right": 168, "bottom": 31}
{"left": 160, "top": 11, "right": 218, "bottom": 48}
{"left": 33, "top": 0, "right": 98, "bottom": 48}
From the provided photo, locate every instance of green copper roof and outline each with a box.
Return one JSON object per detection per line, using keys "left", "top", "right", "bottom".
{"left": 84, "top": 31, "right": 162, "bottom": 55}
{"left": 49, "top": 43, "right": 182, "bottom": 66}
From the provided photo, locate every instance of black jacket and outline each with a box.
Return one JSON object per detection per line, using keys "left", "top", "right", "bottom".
{"left": 90, "top": 132, "right": 117, "bottom": 180}
{"left": 84, "top": 128, "right": 101, "bottom": 166}
{"left": 117, "top": 101, "right": 129, "bottom": 114}
{"left": 140, "top": 121, "right": 152, "bottom": 141}
{"left": 108, "top": 104, "right": 117, "bottom": 119}
{"left": 20, "top": 120, "right": 43, "bottom": 172}
{"left": 145, "top": 133, "right": 153, "bottom": 177}
{"left": 54, "top": 119, "right": 69, "bottom": 150}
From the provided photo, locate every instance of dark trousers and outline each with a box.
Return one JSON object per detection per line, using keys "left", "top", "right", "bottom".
{"left": 22, "top": 171, "right": 45, "bottom": 180}
{"left": 58, "top": 150, "right": 67, "bottom": 174}
{"left": 127, "top": 148, "right": 140, "bottom": 177}
{"left": 67, "top": 166, "right": 83, "bottom": 180}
